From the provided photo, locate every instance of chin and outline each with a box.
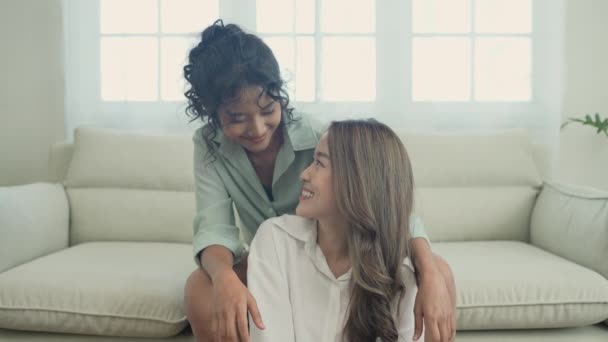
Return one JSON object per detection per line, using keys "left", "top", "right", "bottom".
{"left": 295, "top": 204, "right": 311, "bottom": 218}
{"left": 244, "top": 142, "right": 269, "bottom": 153}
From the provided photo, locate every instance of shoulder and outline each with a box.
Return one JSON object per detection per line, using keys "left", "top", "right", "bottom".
{"left": 253, "top": 214, "right": 315, "bottom": 249}
{"left": 192, "top": 125, "right": 216, "bottom": 147}
{"left": 400, "top": 257, "right": 418, "bottom": 287}
{"left": 286, "top": 113, "right": 329, "bottom": 150}
{"left": 299, "top": 113, "right": 329, "bottom": 138}
{"left": 192, "top": 125, "right": 221, "bottom": 162}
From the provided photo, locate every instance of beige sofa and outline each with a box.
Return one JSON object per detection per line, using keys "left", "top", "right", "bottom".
{"left": 0, "top": 127, "right": 607, "bottom": 341}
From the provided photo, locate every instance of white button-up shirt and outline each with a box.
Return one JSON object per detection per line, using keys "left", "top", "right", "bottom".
{"left": 248, "top": 214, "right": 419, "bottom": 342}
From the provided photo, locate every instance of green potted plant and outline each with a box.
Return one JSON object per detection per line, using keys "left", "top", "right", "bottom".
{"left": 561, "top": 113, "right": 608, "bottom": 137}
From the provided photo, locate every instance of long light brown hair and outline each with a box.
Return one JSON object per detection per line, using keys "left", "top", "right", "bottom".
{"left": 327, "top": 119, "right": 414, "bottom": 342}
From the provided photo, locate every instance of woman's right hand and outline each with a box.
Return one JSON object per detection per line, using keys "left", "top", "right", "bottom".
{"left": 212, "top": 269, "right": 265, "bottom": 342}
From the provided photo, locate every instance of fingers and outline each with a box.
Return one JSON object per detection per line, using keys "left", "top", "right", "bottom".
{"left": 210, "top": 316, "right": 219, "bottom": 342}
{"left": 426, "top": 320, "right": 440, "bottom": 342}
{"left": 247, "top": 293, "right": 265, "bottom": 330}
{"left": 413, "top": 299, "right": 423, "bottom": 341}
{"left": 449, "top": 312, "right": 457, "bottom": 341}
{"left": 237, "top": 303, "right": 250, "bottom": 342}
{"left": 440, "top": 318, "right": 451, "bottom": 342}
{"left": 219, "top": 310, "right": 238, "bottom": 342}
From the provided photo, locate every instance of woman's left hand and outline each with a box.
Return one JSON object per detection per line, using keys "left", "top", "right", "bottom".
{"left": 412, "top": 264, "right": 456, "bottom": 342}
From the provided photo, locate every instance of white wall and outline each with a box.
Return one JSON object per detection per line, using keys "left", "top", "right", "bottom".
{"left": 0, "top": 0, "right": 65, "bottom": 186}
{"left": 557, "top": 0, "right": 608, "bottom": 190}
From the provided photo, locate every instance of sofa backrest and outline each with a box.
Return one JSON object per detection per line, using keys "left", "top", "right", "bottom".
{"left": 62, "top": 128, "right": 195, "bottom": 245}
{"left": 52, "top": 127, "right": 542, "bottom": 245}
{"left": 399, "top": 130, "right": 542, "bottom": 242}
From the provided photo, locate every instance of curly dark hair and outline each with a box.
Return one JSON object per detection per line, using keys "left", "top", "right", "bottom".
{"left": 183, "top": 19, "right": 296, "bottom": 159}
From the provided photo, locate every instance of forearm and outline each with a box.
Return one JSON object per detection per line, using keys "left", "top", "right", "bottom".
{"left": 434, "top": 254, "right": 457, "bottom": 308}
{"left": 411, "top": 237, "right": 439, "bottom": 279}
{"left": 200, "top": 245, "right": 236, "bottom": 282}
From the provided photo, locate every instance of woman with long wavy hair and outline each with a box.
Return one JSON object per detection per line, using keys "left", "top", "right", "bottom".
{"left": 247, "top": 119, "right": 421, "bottom": 342}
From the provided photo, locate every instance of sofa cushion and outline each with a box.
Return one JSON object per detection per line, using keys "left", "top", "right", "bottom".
{"left": 0, "top": 242, "right": 193, "bottom": 337}
{"left": 531, "top": 182, "right": 608, "bottom": 280}
{"left": 63, "top": 128, "right": 195, "bottom": 244}
{"left": 67, "top": 188, "right": 194, "bottom": 245}
{"left": 415, "top": 186, "right": 538, "bottom": 242}
{"left": 65, "top": 128, "right": 193, "bottom": 191}
{"left": 0, "top": 183, "right": 68, "bottom": 273}
{"left": 434, "top": 241, "right": 608, "bottom": 330}
{"left": 398, "top": 130, "right": 543, "bottom": 242}
{"left": 400, "top": 130, "right": 542, "bottom": 188}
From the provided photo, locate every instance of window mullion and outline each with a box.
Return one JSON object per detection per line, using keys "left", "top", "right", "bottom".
{"left": 376, "top": 0, "right": 409, "bottom": 120}
{"left": 157, "top": 0, "right": 162, "bottom": 101}
{"left": 471, "top": 0, "right": 476, "bottom": 102}
{"left": 219, "top": 0, "right": 256, "bottom": 30}
{"left": 314, "top": 0, "right": 322, "bottom": 103}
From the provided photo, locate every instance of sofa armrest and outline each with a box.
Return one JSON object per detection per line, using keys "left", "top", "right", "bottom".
{"left": 530, "top": 182, "right": 608, "bottom": 279}
{"left": 0, "top": 183, "right": 69, "bottom": 273}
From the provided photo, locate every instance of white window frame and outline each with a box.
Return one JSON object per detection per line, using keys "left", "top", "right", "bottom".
{"left": 63, "top": 0, "right": 564, "bottom": 134}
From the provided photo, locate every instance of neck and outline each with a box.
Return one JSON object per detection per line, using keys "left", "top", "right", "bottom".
{"left": 317, "top": 217, "right": 349, "bottom": 263}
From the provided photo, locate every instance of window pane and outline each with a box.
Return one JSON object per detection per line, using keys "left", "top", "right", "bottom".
{"left": 161, "top": 37, "right": 197, "bottom": 101}
{"left": 322, "top": 37, "right": 375, "bottom": 101}
{"left": 264, "top": 37, "right": 315, "bottom": 102}
{"left": 412, "top": 37, "right": 471, "bottom": 101}
{"left": 475, "top": 0, "right": 531, "bottom": 33}
{"left": 412, "top": 0, "right": 470, "bottom": 33}
{"left": 258, "top": 0, "right": 314, "bottom": 33}
{"left": 100, "top": 0, "right": 158, "bottom": 34}
{"left": 257, "top": 0, "right": 294, "bottom": 33}
{"left": 101, "top": 37, "right": 158, "bottom": 101}
{"left": 161, "top": 0, "right": 218, "bottom": 34}
{"left": 295, "top": 37, "right": 315, "bottom": 102}
{"left": 475, "top": 38, "right": 531, "bottom": 101}
{"left": 264, "top": 37, "right": 296, "bottom": 98}
{"left": 322, "top": 0, "right": 375, "bottom": 33}
{"left": 295, "top": 0, "right": 315, "bottom": 34}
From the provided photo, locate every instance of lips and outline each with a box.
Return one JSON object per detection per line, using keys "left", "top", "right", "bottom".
{"left": 300, "top": 188, "right": 315, "bottom": 200}
{"left": 246, "top": 133, "right": 267, "bottom": 144}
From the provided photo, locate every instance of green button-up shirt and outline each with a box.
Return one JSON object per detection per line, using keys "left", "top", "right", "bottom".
{"left": 192, "top": 114, "right": 428, "bottom": 265}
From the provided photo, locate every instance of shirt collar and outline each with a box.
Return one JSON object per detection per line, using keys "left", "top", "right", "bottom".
{"left": 273, "top": 215, "right": 352, "bottom": 282}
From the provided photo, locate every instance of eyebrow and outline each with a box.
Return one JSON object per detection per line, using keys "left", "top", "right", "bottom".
{"left": 315, "top": 151, "right": 330, "bottom": 160}
{"left": 260, "top": 101, "right": 276, "bottom": 110}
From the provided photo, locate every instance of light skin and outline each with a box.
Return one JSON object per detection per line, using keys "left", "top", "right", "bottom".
{"left": 296, "top": 134, "right": 351, "bottom": 278}
{"left": 185, "top": 85, "right": 456, "bottom": 342}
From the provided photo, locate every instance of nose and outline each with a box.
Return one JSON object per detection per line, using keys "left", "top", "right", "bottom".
{"left": 249, "top": 116, "right": 265, "bottom": 137}
{"left": 300, "top": 164, "right": 311, "bottom": 182}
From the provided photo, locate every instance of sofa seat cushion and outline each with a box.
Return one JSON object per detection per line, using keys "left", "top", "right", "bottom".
{"left": 0, "top": 242, "right": 194, "bottom": 337}
{"left": 434, "top": 241, "right": 608, "bottom": 330}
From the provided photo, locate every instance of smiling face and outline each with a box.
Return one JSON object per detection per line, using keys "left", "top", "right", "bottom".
{"left": 217, "top": 85, "right": 282, "bottom": 154}
{"left": 296, "top": 133, "right": 338, "bottom": 220}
